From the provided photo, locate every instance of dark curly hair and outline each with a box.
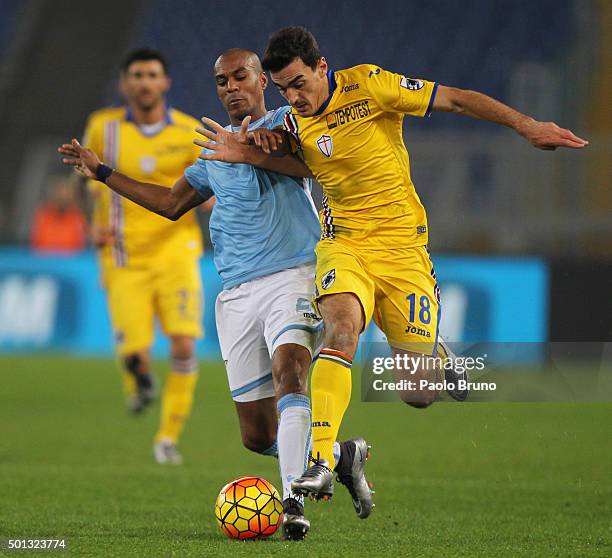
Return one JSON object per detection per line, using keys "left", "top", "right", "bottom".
{"left": 262, "top": 27, "right": 321, "bottom": 73}
{"left": 121, "top": 48, "right": 169, "bottom": 75}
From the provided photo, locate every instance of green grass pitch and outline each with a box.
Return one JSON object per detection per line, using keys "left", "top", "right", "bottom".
{"left": 0, "top": 356, "right": 610, "bottom": 557}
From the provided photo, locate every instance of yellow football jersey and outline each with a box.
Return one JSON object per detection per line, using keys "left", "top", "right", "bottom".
{"left": 283, "top": 65, "right": 437, "bottom": 247}
{"left": 83, "top": 106, "right": 203, "bottom": 271}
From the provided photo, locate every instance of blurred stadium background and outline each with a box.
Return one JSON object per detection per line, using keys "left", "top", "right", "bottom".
{"left": 0, "top": 0, "right": 610, "bottom": 355}
{"left": 0, "top": 1, "right": 610, "bottom": 555}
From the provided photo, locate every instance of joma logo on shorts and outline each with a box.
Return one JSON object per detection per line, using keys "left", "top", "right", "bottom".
{"left": 404, "top": 325, "right": 431, "bottom": 337}
{"left": 312, "top": 421, "right": 331, "bottom": 427}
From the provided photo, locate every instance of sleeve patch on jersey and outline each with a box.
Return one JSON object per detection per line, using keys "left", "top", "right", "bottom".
{"left": 321, "top": 269, "right": 336, "bottom": 290}
{"left": 400, "top": 76, "right": 425, "bottom": 90}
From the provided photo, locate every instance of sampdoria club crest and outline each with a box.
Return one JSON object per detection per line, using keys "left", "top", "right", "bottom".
{"left": 316, "top": 134, "right": 333, "bottom": 158}
{"left": 321, "top": 269, "right": 336, "bottom": 289}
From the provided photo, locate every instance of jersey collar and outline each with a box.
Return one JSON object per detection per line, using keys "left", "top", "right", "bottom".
{"left": 125, "top": 105, "right": 173, "bottom": 136}
{"left": 312, "top": 69, "right": 337, "bottom": 117}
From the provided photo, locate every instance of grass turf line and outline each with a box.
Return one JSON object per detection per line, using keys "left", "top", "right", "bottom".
{"left": 0, "top": 356, "right": 610, "bottom": 557}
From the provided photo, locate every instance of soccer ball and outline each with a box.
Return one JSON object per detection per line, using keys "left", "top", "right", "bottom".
{"left": 214, "top": 476, "right": 283, "bottom": 540}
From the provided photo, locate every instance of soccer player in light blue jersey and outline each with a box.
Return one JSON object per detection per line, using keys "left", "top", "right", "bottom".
{"left": 59, "top": 48, "right": 372, "bottom": 539}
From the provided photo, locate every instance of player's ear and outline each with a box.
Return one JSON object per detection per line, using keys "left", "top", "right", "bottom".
{"left": 317, "top": 57, "right": 328, "bottom": 78}
{"left": 260, "top": 71, "right": 268, "bottom": 90}
{"left": 163, "top": 77, "right": 172, "bottom": 94}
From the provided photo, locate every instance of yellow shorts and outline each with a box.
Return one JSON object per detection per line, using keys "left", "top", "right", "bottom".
{"left": 314, "top": 239, "right": 440, "bottom": 355}
{"left": 105, "top": 258, "right": 203, "bottom": 355}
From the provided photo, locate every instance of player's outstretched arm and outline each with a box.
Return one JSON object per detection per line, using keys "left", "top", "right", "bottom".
{"left": 58, "top": 139, "right": 206, "bottom": 221}
{"left": 195, "top": 117, "right": 313, "bottom": 178}
{"left": 432, "top": 86, "right": 589, "bottom": 150}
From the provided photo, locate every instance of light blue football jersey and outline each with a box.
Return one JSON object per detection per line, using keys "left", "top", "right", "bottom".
{"left": 184, "top": 106, "right": 320, "bottom": 289}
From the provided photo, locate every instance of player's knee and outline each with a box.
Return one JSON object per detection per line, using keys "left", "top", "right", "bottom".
{"left": 325, "top": 318, "right": 360, "bottom": 354}
{"left": 170, "top": 336, "right": 194, "bottom": 360}
{"left": 272, "top": 352, "right": 309, "bottom": 397}
{"left": 399, "top": 368, "right": 437, "bottom": 408}
{"left": 275, "top": 370, "right": 308, "bottom": 398}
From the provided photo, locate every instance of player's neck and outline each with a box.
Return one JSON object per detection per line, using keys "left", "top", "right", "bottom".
{"left": 229, "top": 105, "right": 267, "bottom": 127}
{"left": 313, "top": 75, "right": 331, "bottom": 115}
{"left": 129, "top": 102, "right": 167, "bottom": 125}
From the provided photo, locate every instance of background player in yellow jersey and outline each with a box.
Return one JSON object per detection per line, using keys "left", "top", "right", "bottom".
{"left": 199, "top": 27, "right": 588, "bottom": 503}
{"left": 83, "top": 49, "right": 209, "bottom": 465}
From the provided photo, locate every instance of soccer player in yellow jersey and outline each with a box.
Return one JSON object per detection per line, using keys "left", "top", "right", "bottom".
{"left": 199, "top": 27, "right": 588, "bottom": 505}
{"left": 83, "top": 49, "right": 208, "bottom": 465}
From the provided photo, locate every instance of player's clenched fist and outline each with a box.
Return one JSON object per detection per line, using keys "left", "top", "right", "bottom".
{"left": 57, "top": 139, "right": 101, "bottom": 178}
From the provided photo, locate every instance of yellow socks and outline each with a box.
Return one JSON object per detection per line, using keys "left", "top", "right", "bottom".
{"left": 310, "top": 349, "right": 353, "bottom": 465}
{"left": 155, "top": 357, "right": 199, "bottom": 444}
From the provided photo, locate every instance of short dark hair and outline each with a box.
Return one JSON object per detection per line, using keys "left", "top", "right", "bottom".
{"left": 121, "top": 48, "right": 169, "bottom": 75}
{"left": 262, "top": 27, "right": 321, "bottom": 73}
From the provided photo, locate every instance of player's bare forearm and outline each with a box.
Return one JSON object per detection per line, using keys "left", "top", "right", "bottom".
{"left": 59, "top": 138, "right": 204, "bottom": 220}
{"left": 434, "top": 86, "right": 528, "bottom": 128}
{"left": 244, "top": 148, "right": 313, "bottom": 178}
{"left": 105, "top": 173, "right": 204, "bottom": 221}
{"left": 433, "top": 85, "right": 588, "bottom": 150}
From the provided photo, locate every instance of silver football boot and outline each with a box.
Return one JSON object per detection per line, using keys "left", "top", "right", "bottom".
{"left": 291, "top": 458, "right": 334, "bottom": 500}
{"left": 439, "top": 339, "right": 469, "bottom": 401}
{"left": 335, "top": 437, "right": 374, "bottom": 518}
